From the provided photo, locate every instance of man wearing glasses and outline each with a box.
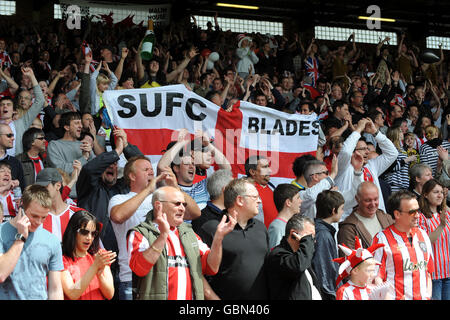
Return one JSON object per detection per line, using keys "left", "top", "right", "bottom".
{"left": 128, "top": 185, "right": 236, "bottom": 300}
{"left": 0, "top": 123, "right": 25, "bottom": 190}
{"left": 196, "top": 178, "right": 270, "bottom": 300}
{"left": 299, "top": 153, "right": 364, "bottom": 220}
{"left": 335, "top": 117, "right": 397, "bottom": 221}
{"left": 109, "top": 155, "right": 200, "bottom": 300}
{"left": 372, "top": 190, "right": 434, "bottom": 300}
{"left": 16, "top": 127, "right": 47, "bottom": 187}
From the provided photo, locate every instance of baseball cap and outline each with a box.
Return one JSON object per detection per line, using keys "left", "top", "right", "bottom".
{"left": 35, "top": 168, "right": 63, "bottom": 186}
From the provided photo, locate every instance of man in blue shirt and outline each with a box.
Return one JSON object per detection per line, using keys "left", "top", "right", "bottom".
{"left": 0, "top": 184, "right": 63, "bottom": 300}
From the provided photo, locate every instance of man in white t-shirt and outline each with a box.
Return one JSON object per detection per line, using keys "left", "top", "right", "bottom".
{"left": 108, "top": 155, "right": 158, "bottom": 300}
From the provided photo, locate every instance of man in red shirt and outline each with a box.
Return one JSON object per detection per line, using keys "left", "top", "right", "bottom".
{"left": 245, "top": 155, "right": 278, "bottom": 228}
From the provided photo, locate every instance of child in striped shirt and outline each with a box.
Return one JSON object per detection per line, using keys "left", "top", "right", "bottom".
{"left": 334, "top": 236, "right": 388, "bottom": 300}
{"left": 336, "top": 258, "right": 379, "bottom": 300}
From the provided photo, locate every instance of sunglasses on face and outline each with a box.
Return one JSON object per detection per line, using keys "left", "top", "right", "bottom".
{"left": 160, "top": 201, "right": 188, "bottom": 207}
{"left": 0, "top": 133, "right": 14, "bottom": 138}
{"left": 77, "top": 228, "right": 99, "bottom": 237}
{"left": 398, "top": 209, "right": 420, "bottom": 215}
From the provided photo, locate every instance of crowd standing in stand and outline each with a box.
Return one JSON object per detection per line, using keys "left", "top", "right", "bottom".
{"left": 0, "top": 12, "right": 449, "bottom": 300}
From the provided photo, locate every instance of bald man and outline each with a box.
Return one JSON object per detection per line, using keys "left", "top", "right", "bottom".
{"left": 128, "top": 185, "right": 235, "bottom": 300}
{"left": 337, "top": 181, "right": 394, "bottom": 253}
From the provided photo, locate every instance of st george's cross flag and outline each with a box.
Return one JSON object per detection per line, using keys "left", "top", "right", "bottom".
{"left": 103, "top": 84, "right": 319, "bottom": 186}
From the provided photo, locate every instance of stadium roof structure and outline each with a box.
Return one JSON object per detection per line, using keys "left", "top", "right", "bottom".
{"left": 122, "top": 0, "right": 450, "bottom": 38}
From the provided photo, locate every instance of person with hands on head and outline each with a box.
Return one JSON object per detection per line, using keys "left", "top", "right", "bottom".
{"left": 128, "top": 185, "right": 236, "bottom": 300}
{"left": 418, "top": 179, "right": 450, "bottom": 300}
{"left": 0, "top": 184, "right": 64, "bottom": 300}
{"left": 265, "top": 214, "right": 322, "bottom": 300}
{"left": 157, "top": 129, "right": 213, "bottom": 211}
{"left": 336, "top": 117, "right": 398, "bottom": 221}
{"left": 191, "top": 129, "right": 231, "bottom": 184}
{"left": 61, "top": 210, "right": 116, "bottom": 300}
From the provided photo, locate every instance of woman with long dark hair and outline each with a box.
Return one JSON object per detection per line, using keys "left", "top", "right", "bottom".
{"left": 418, "top": 179, "right": 450, "bottom": 300}
{"left": 61, "top": 210, "right": 116, "bottom": 300}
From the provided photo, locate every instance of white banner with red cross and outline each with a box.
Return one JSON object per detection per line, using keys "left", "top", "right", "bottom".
{"left": 103, "top": 84, "right": 319, "bottom": 185}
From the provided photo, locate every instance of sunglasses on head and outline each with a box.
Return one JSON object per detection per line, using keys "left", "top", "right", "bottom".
{"left": 77, "top": 228, "right": 99, "bottom": 237}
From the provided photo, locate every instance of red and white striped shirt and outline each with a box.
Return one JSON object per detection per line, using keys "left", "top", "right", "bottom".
{"left": 42, "top": 204, "right": 84, "bottom": 242}
{"left": 128, "top": 225, "right": 215, "bottom": 300}
{"left": 336, "top": 281, "right": 371, "bottom": 300}
{"left": 372, "top": 225, "right": 434, "bottom": 300}
{"left": 418, "top": 211, "right": 450, "bottom": 280}
{"left": 0, "top": 191, "right": 17, "bottom": 222}
{"left": 29, "top": 155, "right": 44, "bottom": 178}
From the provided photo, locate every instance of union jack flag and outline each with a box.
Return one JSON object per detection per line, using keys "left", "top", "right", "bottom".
{"left": 305, "top": 56, "right": 319, "bottom": 87}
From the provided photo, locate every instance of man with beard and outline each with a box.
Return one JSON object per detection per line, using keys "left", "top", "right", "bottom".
{"left": 335, "top": 118, "right": 397, "bottom": 221}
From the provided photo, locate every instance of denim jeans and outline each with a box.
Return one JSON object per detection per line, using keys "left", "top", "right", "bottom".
{"left": 119, "top": 281, "right": 133, "bottom": 300}
{"left": 432, "top": 278, "right": 450, "bottom": 300}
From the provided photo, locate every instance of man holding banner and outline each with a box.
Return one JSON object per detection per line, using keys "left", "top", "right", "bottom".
{"left": 102, "top": 84, "right": 320, "bottom": 191}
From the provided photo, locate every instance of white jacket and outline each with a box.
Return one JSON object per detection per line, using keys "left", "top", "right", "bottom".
{"left": 335, "top": 131, "right": 398, "bottom": 221}
{"left": 236, "top": 47, "right": 259, "bottom": 74}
